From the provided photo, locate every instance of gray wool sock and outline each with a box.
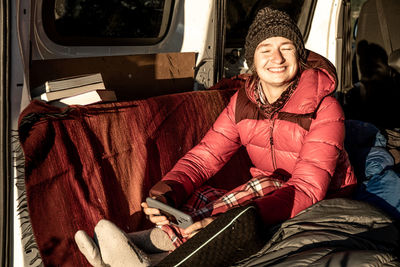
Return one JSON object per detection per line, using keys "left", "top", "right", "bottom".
{"left": 128, "top": 227, "right": 175, "bottom": 253}
{"left": 74, "top": 230, "right": 106, "bottom": 267}
{"left": 94, "top": 219, "right": 151, "bottom": 267}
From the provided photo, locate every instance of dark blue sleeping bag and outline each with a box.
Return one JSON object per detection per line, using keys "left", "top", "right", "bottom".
{"left": 345, "top": 120, "right": 400, "bottom": 219}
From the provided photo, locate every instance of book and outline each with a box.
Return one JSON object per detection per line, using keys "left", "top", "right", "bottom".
{"left": 31, "top": 73, "right": 104, "bottom": 96}
{"left": 50, "top": 90, "right": 117, "bottom": 107}
{"left": 34, "top": 83, "right": 106, "bottom": 102}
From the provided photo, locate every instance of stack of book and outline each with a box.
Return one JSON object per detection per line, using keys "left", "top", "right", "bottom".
{"left": 31, "top": 73, "right": 117, "bottom": 106}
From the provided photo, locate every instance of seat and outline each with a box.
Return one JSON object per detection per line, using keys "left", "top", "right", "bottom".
{"left": 345, "top": 0, "right": 400, "bottom": 129}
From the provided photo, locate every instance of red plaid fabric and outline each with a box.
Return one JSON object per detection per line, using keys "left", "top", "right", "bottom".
{"left": 161, "top": 176, "right": 284, "bottom": 248}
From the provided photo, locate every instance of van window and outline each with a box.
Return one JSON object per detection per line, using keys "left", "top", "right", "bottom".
{"left": 43, "top": 0, "right": 174, "bottom": 46}
{"left": 350, "top": 0, "right": 369, "bottom": 83}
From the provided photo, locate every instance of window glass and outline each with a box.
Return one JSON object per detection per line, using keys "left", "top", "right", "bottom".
{"left": 225, "top": 0, "right": 308, "bottom": 48}
{"left": 44, "top": 0, "right": 173, "bottom": 45}
{"left": 350, "top": 0, "right": 368, "bottom": 83}
{"left": 350, "top": 0, "right": 368, "bottom": 43}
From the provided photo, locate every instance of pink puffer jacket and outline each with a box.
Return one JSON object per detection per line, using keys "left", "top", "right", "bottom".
{"left": 152, "top": 52, "right": 357, "bottom": 225}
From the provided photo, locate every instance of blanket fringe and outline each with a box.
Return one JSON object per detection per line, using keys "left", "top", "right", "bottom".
{"left": 12, "top": 130, "right": 43, "bottom": 267}
{"left": 18, "top": 108, "right": 74, "bottom": 143}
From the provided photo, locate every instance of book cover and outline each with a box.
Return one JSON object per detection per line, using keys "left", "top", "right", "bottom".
{"left": 31, "top": 73, "right": 104, "bottom": 96}
{"left": 34, "top": 83, "right": 106, "bottom": 102}
{"left": 51, "top": 90, "right": 117, "bottom": 107}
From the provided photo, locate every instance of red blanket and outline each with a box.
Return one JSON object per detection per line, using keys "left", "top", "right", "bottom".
{"left": 18, "top": 89, "right": 252, "bottom": 266}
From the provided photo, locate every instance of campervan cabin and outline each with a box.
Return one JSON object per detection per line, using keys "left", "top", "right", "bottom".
{"left": 0, "top": 0, "right": 398, "bottom": 266}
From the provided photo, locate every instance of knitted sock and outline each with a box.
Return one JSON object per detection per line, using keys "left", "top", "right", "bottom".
{"left": 94, "top": 219, "right": 151, "bottom": 267}
{"left": 74, "top": 230, "right": 106, "bottom": 267}
{"left": 128, "top": 227, "right": 175, "bottom": 253}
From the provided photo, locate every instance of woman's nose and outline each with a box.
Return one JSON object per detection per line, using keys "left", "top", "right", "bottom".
{"left": 271, "top": 49, "right": 285, "bottom": 64}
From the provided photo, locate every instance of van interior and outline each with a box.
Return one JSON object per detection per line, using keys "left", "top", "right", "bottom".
{"left": 0, "top": 0, "right": 399, "bottom": 266}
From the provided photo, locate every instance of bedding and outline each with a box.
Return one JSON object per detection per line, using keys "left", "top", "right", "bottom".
{"left": 157, "top": 205, "right": 266, "bottom": 267}
{"left": 156, "top": 198, "right": 399, "bottom": 266}
{"left": 234, "top": 198, "right": 400, "bottom": 266}
{"left": 345, "top": 120, "right": 400, "bottom": 219}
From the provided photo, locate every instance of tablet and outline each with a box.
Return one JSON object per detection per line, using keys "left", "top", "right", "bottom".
{"left": 146, "top": 197, "right": 194, "bottom": 229}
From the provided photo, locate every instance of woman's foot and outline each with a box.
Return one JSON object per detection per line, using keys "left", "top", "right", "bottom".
{"left": 128, "top": 227, "right": 175, "bottom": 253}
{"left": 94, "top": 219, "right": 151, "bottom": 267}
{"left": 74, "top": 230, "right": 106, "bottom": 267}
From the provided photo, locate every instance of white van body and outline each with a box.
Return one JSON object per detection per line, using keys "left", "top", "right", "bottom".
{"left": 1, "top": 0, "right": 363, "bottom": 266}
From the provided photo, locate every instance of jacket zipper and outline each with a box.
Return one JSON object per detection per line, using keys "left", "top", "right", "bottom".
{"left": 269, "top": 115, "right": 277, "bottom": 170}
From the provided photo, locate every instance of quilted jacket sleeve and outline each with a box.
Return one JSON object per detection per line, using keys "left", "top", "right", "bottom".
{"left": 150, "top": 92, "right": 242, "bottom": 207}
{"left": 254, "top": 96, "right": 346, "bottom": 225}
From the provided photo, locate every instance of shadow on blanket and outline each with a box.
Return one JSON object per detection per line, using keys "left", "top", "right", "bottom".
{"left": 18, "top": 88, "right": 252, "bottom": 266}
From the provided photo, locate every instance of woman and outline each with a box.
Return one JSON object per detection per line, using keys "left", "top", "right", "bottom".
{"left": 75, "top": 7, "right": 356, "bottom": 266}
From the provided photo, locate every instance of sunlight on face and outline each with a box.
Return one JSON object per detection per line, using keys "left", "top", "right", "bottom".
{"left": 253, "top": 36, "right": 299, "bottom": 93}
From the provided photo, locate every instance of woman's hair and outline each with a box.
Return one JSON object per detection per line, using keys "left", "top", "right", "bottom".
{"left": 299, "top": 58, "right": 310, "bottom": 72}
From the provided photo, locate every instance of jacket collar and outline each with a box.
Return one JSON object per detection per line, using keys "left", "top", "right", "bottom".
{"left": 244, "top": 51, "right": 337, "bottom": 115}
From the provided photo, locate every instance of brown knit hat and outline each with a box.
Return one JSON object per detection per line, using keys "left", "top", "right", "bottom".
{"left": 244, "top": 7, "right": 307, "bottom": 68}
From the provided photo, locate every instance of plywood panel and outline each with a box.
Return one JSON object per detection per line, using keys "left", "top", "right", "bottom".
{"left": 30, "top": 52, "right": 196, "bottom": 101}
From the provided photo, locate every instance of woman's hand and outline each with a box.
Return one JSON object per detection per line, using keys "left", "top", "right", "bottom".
{"left": 183, "top": 217, "right": 215, "bottom": 238}
{"left": 141, "top": 202, "right": 170, "bottom": 226}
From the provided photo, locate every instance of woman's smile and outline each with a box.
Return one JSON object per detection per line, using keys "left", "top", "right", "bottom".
{"left": 267, "top": 66, "right": 286, "bottom": 72}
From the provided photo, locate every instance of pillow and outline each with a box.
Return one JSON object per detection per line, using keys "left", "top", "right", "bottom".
{"left": 156, "top": 205, "right": 266, "bottom": 267}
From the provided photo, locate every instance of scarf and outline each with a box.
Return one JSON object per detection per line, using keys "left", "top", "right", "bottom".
{"left": 253, "top": 77, "right": 299, "bottom": 118}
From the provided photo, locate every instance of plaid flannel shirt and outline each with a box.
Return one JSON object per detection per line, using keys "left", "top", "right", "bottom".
{"left": 161, "top": 176, "right": 284, "bottom": 248}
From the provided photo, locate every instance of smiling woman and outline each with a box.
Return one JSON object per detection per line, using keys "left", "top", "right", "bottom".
{"left": 73, "top": 6, "right": 357, "bottom": 267}
{"left": 9, "top": 0, "right": 400, "bottom": 266}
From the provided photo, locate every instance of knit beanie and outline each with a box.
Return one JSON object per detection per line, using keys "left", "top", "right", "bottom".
{"left": 244, "top": 7, "right": 307, "bottom": 68}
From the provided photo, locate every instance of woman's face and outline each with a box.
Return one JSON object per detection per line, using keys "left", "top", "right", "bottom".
{"left": 253, "top": 36, "right": 299, "bottom": 92}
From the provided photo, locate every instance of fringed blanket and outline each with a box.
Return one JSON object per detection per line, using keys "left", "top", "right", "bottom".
{"left": 18, "top": 88, "right": 252, "bottom": 266}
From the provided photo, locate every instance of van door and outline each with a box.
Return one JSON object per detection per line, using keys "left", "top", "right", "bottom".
{"left": 0, "top": 0, "right": 12, "bottom": 266}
